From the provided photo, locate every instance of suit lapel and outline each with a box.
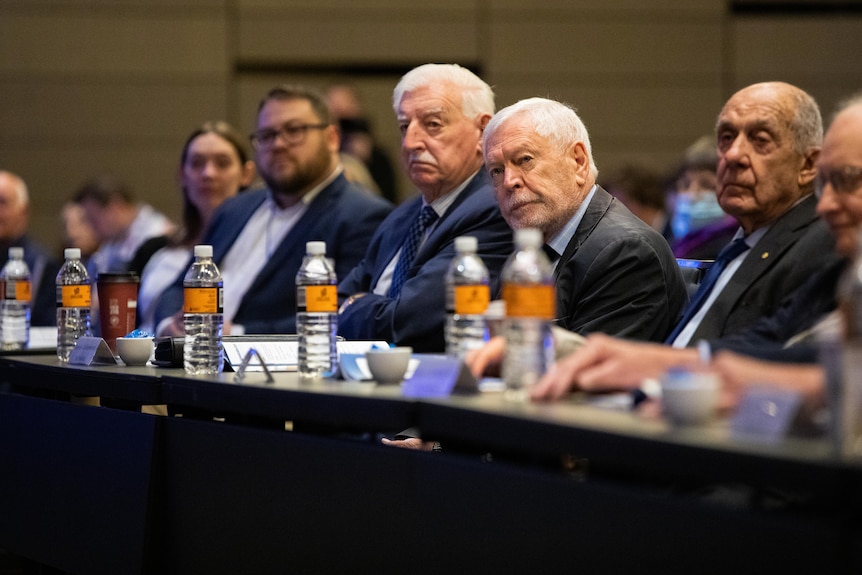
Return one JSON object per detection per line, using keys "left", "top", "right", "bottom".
{"left": 691, "top": 194, "right": 819, "bottom": 339}
{"left": 243, "top": 177, "right": 343, "bottom": 294}
{"left": 554, "top": 186, "right": 613, "bottom": 284}
{"left": 414, "top": 171, "right": 487, "bottom": 264}
{"left": 211, "top": 190, "right": 268, "bottom": 264}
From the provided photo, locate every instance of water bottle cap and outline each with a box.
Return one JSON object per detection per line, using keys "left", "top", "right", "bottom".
{"left": 454, "top": 236, "right": 478, "bottom": 254}
{"left": 8, "top": 247, "right": 23, "bottom": 259}
{"left": 514, "top": 228, "right": 543, "bottom": 249}
{"left": 306, "top": 241, "right": 326, "bottom": 256}
{"left": 194, "top": 245, "right": 213, "bottom": 258}
{"left": 64, "top": 248, "right": 81, "bottom": 260}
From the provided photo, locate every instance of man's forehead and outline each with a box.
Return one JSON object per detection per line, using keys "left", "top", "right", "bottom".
{"left": 397, "top": 85, "right": 459, "bottom": 116}
{"left": 258, "top": 98, "right": 316, "bottom": 124}
{"left": 718, "top": 89, "right": 791, "bottom": 129}
{"left": 822, "top": 106, "right": 862, "bottom": 162}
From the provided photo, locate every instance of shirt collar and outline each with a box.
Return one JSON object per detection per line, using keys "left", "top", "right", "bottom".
{"left": 546, "top": 184, "right": 598, "bottom": 258}
{"left": 423, "top": 168, "right": 479, "bottom": 217}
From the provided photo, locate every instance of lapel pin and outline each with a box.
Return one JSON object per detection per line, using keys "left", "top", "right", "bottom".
{"left": 761, "top": 251, "right": 769, "bottom": 259}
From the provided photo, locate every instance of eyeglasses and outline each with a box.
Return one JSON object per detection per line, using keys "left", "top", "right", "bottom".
{"left": 815, "top": 165, "right": 862, "bottom": 199}
{"left": 250, "top": 123, "right": 328, "bottom": 149}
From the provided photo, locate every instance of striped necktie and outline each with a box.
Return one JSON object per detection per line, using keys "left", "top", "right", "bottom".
{"left": 388, "top": 205, "right": 438, "bottom": 298}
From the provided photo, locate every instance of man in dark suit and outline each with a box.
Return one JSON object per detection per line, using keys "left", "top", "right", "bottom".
{"left": 154, "top": 85, "right": 391, "bottom": 335}
{"left": 483, "top": 97, "right": 687, "bottom": 341}
{"left": 527, "top": 88, "right": 862, "bottom": 403}
{"left": 337, "top": 64, "right": 513, "bottom": 352}
{"left": 666, "top": 81, "right": 838, "bottom": 348}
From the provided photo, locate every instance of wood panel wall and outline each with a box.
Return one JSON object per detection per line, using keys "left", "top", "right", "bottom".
{"left": 1, "top": 0, "right": 860, "bottom": 251}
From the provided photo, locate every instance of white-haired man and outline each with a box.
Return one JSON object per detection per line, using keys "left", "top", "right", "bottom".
{"left": 483, "top": 97, "right": 687, "bottom": 341}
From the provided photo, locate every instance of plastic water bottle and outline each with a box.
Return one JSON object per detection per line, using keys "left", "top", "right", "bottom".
{"left": 296, "top": 241, "right": 337, "bottom": 379}
{"left": 183, "top": 245, "right": 224, "bottom": 375}
{"left": 0, "top": 247, "right": 31, "bottom": 350}
{"left": 56, "top": 248, "right": 91, "bottom": 361}
{"left": 445, "top": 236, "right": 490, "bottom": 358}
{"left": 500, "top": 228, "right": 555, "bottom": 401}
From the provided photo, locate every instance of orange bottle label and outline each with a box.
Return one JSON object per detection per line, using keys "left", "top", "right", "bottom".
{"left": 184, "top": 287, "right": 223, "bottom": 314}
{"left": 60, "top": 284, "right": 91, "bottom": 308}
{"left": 502, "top": 284, "right": 555, "bottom": 319}
{"left": 302, "top": 285, "right": 337, "bottom": 313}
{"left": 454, "top": 285, "right": 490, "bottom": 315}
{"left": 2, "top": 280, "right": 31, "bottom": 303}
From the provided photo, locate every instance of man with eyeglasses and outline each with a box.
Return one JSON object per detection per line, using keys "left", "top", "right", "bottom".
{"left": 523, "top": 92, "right": 862, "bottom": 402}
{"left": 154, "top": 85, "right": 391, "bottom": 336}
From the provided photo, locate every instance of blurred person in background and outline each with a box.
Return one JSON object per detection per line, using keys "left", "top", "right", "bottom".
{"left": 603, "top": 164, "right": 671, "bottom": 239}
{"left": 0, "top": 171, "right": 61, "bottom": 326}
{"left": 669, "top": 135, "right": 738, "bottom": 260}
{"left": 61, "top": 200, "right": 100, "bottom": 266}
{"left": 326, "top": 82, "right": 399, "bottom": 203}
{"left": 74, "top": 174, "right": 175, "bottom": 277}
{"left": 131, "top": 121, "right": 256, "bottom": 334}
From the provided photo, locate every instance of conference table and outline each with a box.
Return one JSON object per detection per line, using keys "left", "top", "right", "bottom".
{"left": 0, "top": 353, "right": 860, "bottom": 575}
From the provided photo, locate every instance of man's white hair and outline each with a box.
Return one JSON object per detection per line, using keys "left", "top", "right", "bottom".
{"left": 483, "top": 97, "right": 598, "bottom": 178}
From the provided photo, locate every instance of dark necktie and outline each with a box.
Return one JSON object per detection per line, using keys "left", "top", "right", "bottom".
{"left": 665, "top": 238, "right": 750, "bottom": 344}
{"left": 542, "top": 244, "right": 560, "bottom": 264}
{"left": 388, "top": 205, "right": 438, "bottom": 298}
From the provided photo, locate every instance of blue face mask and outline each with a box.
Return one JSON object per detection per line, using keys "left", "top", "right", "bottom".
{"left": 671, "top": 193, "right": 726, "bottom": 238}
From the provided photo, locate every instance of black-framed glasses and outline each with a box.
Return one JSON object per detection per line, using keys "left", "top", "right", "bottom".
{"left": 250, "top": 123, "right": 329, "bottom": 149}
{"left": 815, "top": 165, "right": 862, "bottom": 199}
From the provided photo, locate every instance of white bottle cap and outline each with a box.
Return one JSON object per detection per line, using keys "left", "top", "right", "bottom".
{"left": 306, "top": 241, "right": 326, "bottom": 256}
{"left": 64, "top": 248, "right": 81, "bottom": 260}
{"left": 194, "top": 245, "right": 213, "bottom": 258}
{"left": 514, "top": 228, "right": 543, "bottom": 249}
{"left": 454, "top": 236, "right": 478, "bottom": 254}
{"left": 8, "top": 247, "right": 23, "bottom": 259}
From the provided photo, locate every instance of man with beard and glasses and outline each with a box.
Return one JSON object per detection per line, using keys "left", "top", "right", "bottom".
{"left": 154, "top": 85, "right": 392, "bottom": 336}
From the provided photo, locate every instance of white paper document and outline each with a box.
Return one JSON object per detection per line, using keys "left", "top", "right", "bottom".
{"left": 223, "top": 339, "right": 390, "bottom": 372}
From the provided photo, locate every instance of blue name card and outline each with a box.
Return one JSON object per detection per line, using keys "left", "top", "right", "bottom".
{"left": 68, "top": 336, "right": 118, "bottom": 366}
{"left": 401, "top": 354, "right": 478, "bottom": 398}
{"left": 730, "top": 387, "right": 802, "bottom": 443}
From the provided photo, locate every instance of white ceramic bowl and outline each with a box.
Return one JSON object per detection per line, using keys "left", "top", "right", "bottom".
{"left": 661, "top": 371, "right": 720, "bottom": 425}
{"left": 365, "top": 347, "right": 413, "bottom": 384}
{"left": 116, "top": 336, "right": 154, "bottom": 366}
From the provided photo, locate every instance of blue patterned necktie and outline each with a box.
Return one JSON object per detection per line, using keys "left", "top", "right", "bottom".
{"left": 388, "top": 205, "right": 438, "bottom": 298}
{"left": 665, "top": 237, "right": 750, "bottom": 343}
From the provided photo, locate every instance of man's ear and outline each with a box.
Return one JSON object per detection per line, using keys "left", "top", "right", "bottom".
{"left": 798, "top": 146, "right": 820, "bottom": 188}
{"left": 571, "top": 141, "right": 590, "bottom": 186}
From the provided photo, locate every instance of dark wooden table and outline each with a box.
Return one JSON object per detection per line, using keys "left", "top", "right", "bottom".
{"left": 1, "top": 354, "right": 860, "bottom": 575}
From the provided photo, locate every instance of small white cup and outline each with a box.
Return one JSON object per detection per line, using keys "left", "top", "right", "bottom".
{"left": 660, "top": 370, "right": 720, "bottom": 425}
{"left": 365, "top": 347, "right": 412, "bottom": 384}
{"left": 116, "top": 336, "right": 154, "bottom": 366}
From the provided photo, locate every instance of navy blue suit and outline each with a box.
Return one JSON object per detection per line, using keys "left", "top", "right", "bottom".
{"left": 154, "top": 173, "right": 391, "bottom": 334}
{"left": 337, "top": 171, "right": 514, "bottom": 352}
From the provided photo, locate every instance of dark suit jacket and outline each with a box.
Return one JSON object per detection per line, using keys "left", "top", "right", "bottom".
{"left": 684, "top": 194, "right": 838, "bottom": 342}
{"left": 337, "top": 171, "right": 514, "bottom": 352}
{"left": 553, "top": 187, "right": 688, "bottom": 342}
{"left": 154, "top": 174, "right": 391, "bottom": 334}
{"left": 1, "top": 236, "right": 61, "bottom": 326}
{"left": 710, "top": 257, "right": 846, "bottom": 363}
